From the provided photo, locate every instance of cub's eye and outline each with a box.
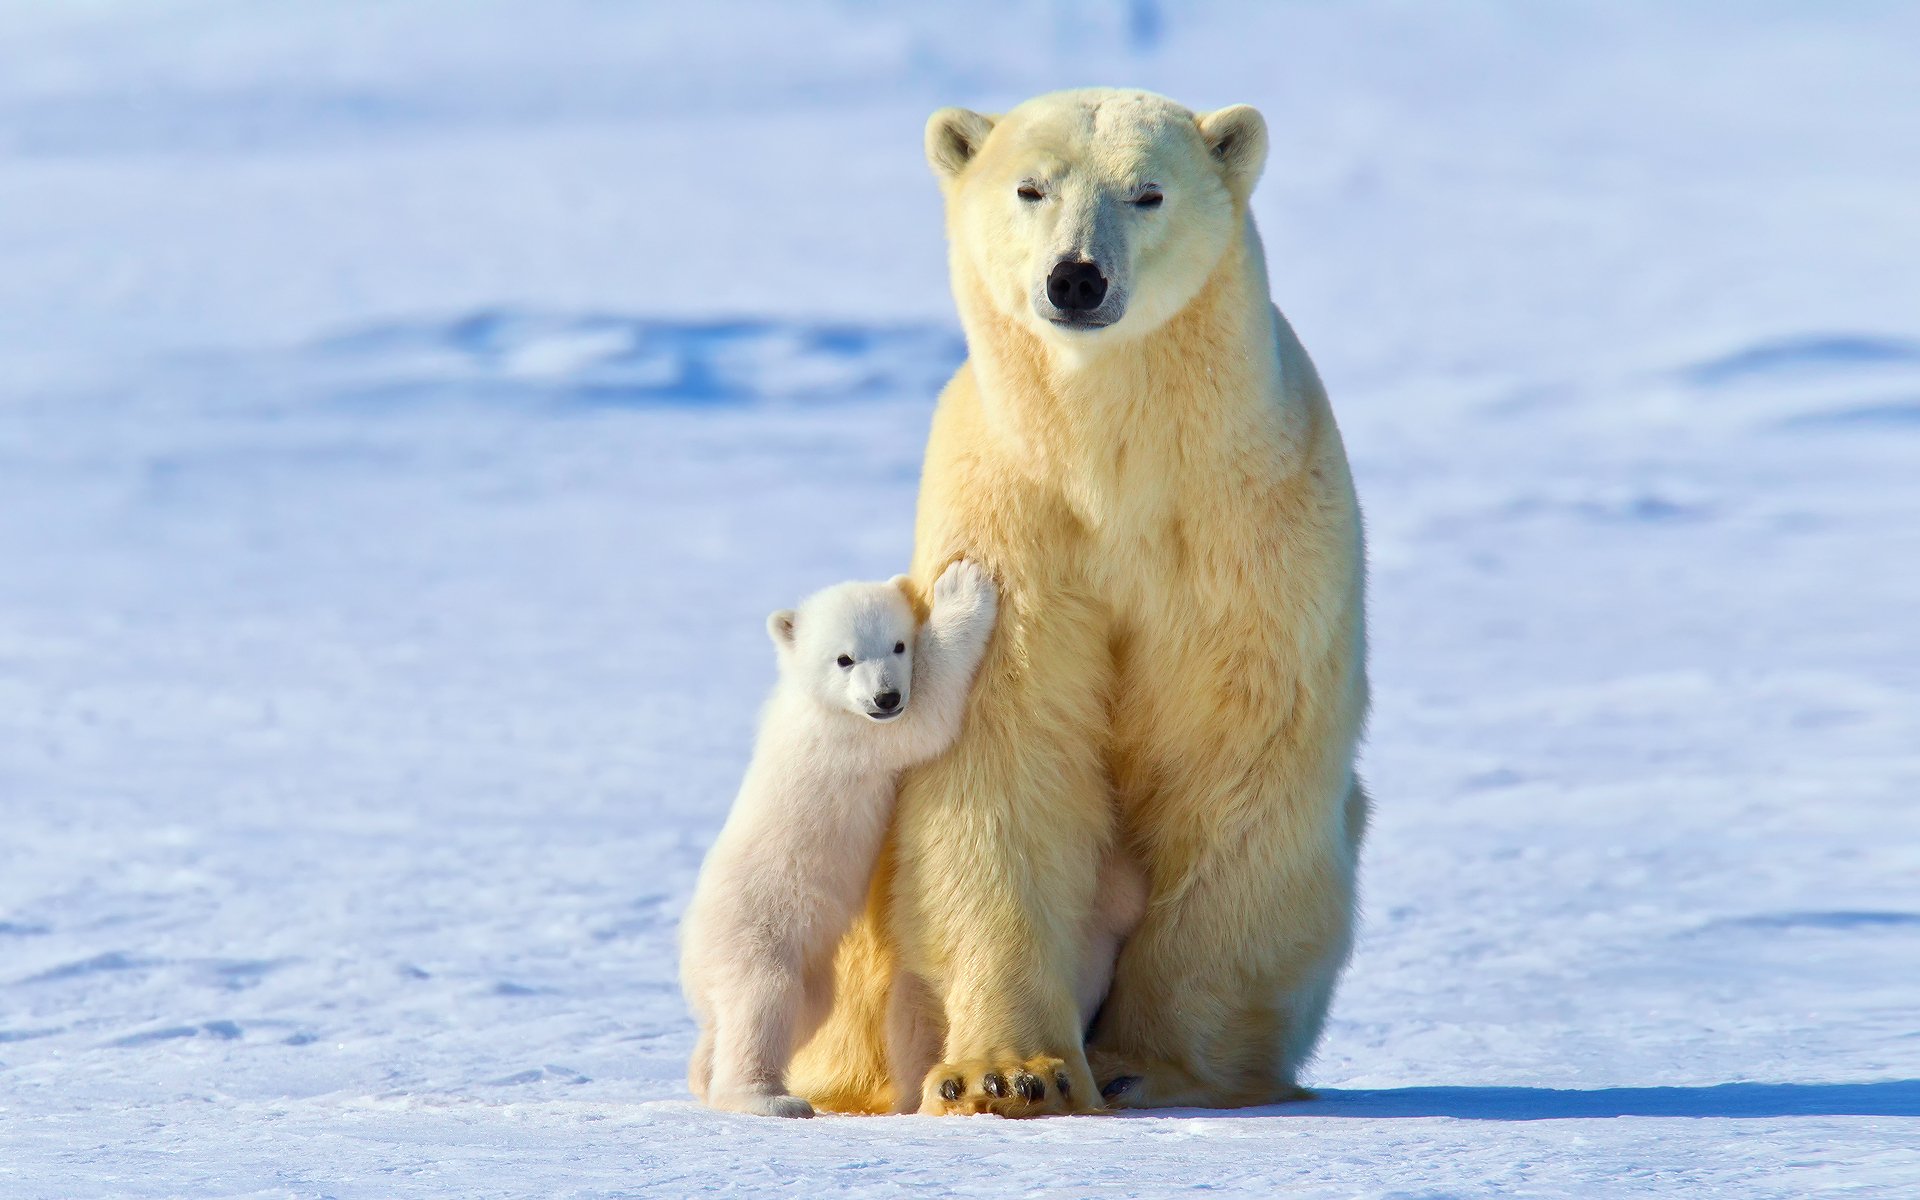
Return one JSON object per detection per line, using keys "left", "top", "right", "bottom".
{"left": 893, "top": 642, "right": 906, "bottom": 655}
{"left": 836, "top": 655, "right": 854, "bottom": 668}
{"left": 1016, "top": 183, "right": 1044, "bottom": 202}
{"left": 1133, "top": 189, "right": 1164, "bottom": 208}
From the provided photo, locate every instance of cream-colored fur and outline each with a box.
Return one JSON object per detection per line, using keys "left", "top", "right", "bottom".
{"left": 681, "top": 562, "right": 997, "bottom": 1117}
{"left": 879, "top": 839, "right": 1147, "bottom": 1114}
{"left": 788, "top": 88, "right": 1369, "bottom": 1116}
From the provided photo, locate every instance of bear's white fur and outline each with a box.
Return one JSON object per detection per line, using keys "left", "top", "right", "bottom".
{"left": 680, "top": 561, "right": 998, "bottom": 1117}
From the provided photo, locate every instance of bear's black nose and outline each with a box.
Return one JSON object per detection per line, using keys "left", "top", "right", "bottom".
{"left": 873, "top": 691, "right": 901, "bottom": 712}
{"left": 1047, "top": 260, "right": 1108, "bottom": 312}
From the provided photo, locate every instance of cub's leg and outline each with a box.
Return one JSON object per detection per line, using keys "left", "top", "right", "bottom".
{"left": 883, "top": 969, "right": 942, "bottom": 1114}
{"left": 785, "top": 883, "right": 899, "bottom": 1115}
{"left": 687, "top": 1023, "right": 715, "bottom": 1101}
{"left": 704, "top": 957, "right": 816, "bottom": 1119}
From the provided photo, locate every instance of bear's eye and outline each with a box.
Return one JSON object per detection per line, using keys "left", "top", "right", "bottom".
{"left": 1016, "top": 182, "right": 1044, "bottom": 202}
{"left": 893, "top": 642, "right": 906, "bottom": 655}
{"left": 836, "top": 655, "right": 854, "bottom": 669}
{"left": 1133, "top": 188, "right": 1164, "bottom": 208}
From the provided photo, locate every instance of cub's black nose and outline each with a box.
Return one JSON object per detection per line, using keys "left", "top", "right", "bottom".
{"left": 874, "top": 691, "right": 901, "bottom": 712}
{"left": 1046, "top": 260, "right": 1108, "bottom": 312}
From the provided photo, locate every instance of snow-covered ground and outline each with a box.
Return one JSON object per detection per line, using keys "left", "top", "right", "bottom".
{"left": 3, "top": 3, "right": 1918, "bottom": 1196}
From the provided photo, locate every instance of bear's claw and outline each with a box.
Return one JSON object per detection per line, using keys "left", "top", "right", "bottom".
{"left": 920, "top": 1055, "right": 1095, "bottom": 1117}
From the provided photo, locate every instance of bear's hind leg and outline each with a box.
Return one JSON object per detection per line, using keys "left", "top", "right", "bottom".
{"left": 1088, "top": 773, "right": 1362, "bottom": 1110}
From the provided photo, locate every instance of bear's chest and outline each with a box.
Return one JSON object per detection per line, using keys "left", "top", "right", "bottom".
{"left": 1085, "top": 496, "right": 1267, "bottom": 611}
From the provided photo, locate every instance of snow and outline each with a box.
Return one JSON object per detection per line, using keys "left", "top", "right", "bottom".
{"left": 2, "top": 2, "right": 1918, "bottom": 1196}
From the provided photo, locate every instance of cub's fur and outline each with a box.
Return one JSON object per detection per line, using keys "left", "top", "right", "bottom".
{"left": 680, "top": 561, "right": 997, "bottom": 1117}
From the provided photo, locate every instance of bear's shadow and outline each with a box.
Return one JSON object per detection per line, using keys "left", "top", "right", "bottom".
{"left": 1114, "top": 1079, "right": 1920, "bottom": 1121}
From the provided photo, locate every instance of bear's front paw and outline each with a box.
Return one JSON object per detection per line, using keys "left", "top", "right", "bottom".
{"left": 931, "top": 558, "right": 998, "bottom": 621}
{"left": 918, "top": 1054, "right": 1096, "bottom": 1118}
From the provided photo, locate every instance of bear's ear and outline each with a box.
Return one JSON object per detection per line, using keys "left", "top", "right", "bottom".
{"left": 888, "top": 573, "right": 929, "bottom": 622}
{"left": 925, "top": 107, "right": 996, "bottom": 182}
{"left": 766, "top": 609, "right": 797, "bottom": 649}
{"left": 1198, "top": 104, "right": 1268, "bottom": 199}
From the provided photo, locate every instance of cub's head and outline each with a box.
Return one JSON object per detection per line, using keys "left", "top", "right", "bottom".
{"left": 925, "top": 88, "right": 1266, "bottom": 347}
{"left": 768, "top": 577, "right": 919, "bottom": 722}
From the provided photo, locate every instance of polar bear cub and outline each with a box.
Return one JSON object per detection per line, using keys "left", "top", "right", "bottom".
{"left": 681, "top": 560, "right": 999, "bottom": 1117}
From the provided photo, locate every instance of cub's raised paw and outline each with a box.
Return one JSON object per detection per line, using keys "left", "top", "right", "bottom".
{"left": 931, "top": 559, "right": 997, "bottom": 616}
{"left": 919, "top": 1055, "right": 1095, "bottom": 1117}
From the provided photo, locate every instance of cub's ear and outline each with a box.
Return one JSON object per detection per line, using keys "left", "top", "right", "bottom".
{"left": 1197, "top": 104, "right": 1268, "bottom": 199}
{"left": 889, "top": 574, "right": 930, "bottom": 623}
{"left": 925, "top": 107, "right": 996, "bottom": 182}
{"left": 766, "top": 609, "right": 797, "bottom": 649}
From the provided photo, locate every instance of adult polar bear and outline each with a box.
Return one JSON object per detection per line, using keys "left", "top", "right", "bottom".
{"left": 789, "top": 88, "right": 1369, "bottom": 1116}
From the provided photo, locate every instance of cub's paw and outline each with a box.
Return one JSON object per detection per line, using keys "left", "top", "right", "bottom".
{"left": 931, "top": 559, "right": 998, "bottom": 619}
{"left": 919, "top": 1054, "right": 1095, "bottom": 1118}
{"left": 708, "top": 1089, "right": 815, "bottom": 1119}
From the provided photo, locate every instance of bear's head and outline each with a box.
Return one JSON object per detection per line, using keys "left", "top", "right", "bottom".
{"left": 925, "top": 88, "right": 1266, "bottom": 348}
{"left": 767, "top": 577, "right": 919, "bottom": 722}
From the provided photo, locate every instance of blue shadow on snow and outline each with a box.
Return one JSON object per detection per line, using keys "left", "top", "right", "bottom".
{"left": 1128, "top": 1080, "right": 1920, "bottom": 1120}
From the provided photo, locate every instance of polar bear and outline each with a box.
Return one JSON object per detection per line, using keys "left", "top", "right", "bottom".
{"left": 680, "top": 561, "right": 997, "bottom": 1117}
{"left": 787, "top": 88, "right": 1370, "bottom": 1116}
